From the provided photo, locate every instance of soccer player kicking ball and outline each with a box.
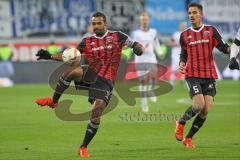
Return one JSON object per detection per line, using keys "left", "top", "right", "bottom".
{"left": 175, "top": 3, "right": 231, "bottom": 148}
{"left": 35, "top": 12, "right": 143, "bottom": 157}
{"left": 229, "top": 27, "right": 240, "bottom": 70}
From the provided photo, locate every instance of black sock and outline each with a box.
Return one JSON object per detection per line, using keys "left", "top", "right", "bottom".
{"left": 179, "top": 106, "right": 196, "bottom": 125}
{"left": 52, "top": 76, "right": 71, "bottom": 103}
{"left": 81, "top": 121, "right": 99, "bottom": 148}
{"left": 186, "top": 114, "right": 206, "bottom": 138}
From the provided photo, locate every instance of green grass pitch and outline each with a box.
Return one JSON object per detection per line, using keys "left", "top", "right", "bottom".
{"left": 0, "top": 81, "right": 239, "bottom": 160}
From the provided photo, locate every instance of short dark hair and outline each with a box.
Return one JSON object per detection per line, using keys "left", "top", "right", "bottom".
{"left": 92, "top": 12, "right": 107, "bottom": 23}
{"left": 188, "top": 3, "right": 203, "bottom": 13}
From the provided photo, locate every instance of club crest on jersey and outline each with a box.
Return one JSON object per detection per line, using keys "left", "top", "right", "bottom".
{"left": 107, "top": 36, "right": 113, "bottom": 42}
{"left": 204, "top": 31, "right": 210, "bottom": 37}
{"left": 188, "top": 35, "right": 192, "bottom": 39}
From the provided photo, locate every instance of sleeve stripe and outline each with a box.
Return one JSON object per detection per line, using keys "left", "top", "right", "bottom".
{"left": 214, "top": 26, "right": 224, "bottom": 40}
{"left": 213, "top": 26, "right": 227, "bottom": 45}
{"left": 119, "top": 31, "right": 129, "bottom": 38}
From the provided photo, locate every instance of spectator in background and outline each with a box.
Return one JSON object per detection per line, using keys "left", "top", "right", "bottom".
{"left": 168, "top": 22, "right": 187, "bottom": 85}
{"left": 47, "top": 41, "right": 59, "bottom": 54}
{"left": 222, "top": 37, "right": 240, "bottom": 80}
{"left": 132, "top": 11, "right": 163, "bottom": 112}
{"left": 0, "top": 44, "right": 14, "bottom": 87}
{"left": 229, "top": 27, "right": 240, "bottom": 70}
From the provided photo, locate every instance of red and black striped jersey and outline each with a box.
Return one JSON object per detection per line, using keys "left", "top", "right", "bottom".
{"left": 77, "top": 30, "right": 136, "bottom": 82}
{"left": 180, "top": 24, "right": 229, "bottom": 79}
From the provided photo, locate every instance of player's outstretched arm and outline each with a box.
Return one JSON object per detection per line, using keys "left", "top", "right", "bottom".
{"left": 50, "top": 53, "right": 63, "bottom": 61}
{"left": 36, "top": 49, "right": 63, "bottom": 61}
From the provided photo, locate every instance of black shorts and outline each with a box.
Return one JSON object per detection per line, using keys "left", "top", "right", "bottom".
{"left": 186, "top": 78, "right": 216, "bottom": 99}
{"left": 74, "top": 66, "right": 113, "bottom": 105}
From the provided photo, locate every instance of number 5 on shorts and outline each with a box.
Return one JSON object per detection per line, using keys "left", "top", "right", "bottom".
{"left": 193, "top": 85, "right": 199, "bottom": 94}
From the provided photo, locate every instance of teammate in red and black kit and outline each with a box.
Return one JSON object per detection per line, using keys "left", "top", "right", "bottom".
{"left": 35, "top": 12, "right": 143, "bottom": 157}
{"left": 174, "top": 3, "right": 230, "bottom": 148}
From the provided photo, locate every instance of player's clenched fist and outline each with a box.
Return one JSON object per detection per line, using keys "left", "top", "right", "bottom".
{"left": 179, "top": 61, "right": 186, "bottom": 74}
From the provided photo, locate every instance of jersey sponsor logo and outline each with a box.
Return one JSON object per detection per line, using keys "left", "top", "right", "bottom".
{"left": 91, "top": 45, "right": 113, "bottom": 51}
{"left": 189, "top": 39, "right": 209, "bottom": 45}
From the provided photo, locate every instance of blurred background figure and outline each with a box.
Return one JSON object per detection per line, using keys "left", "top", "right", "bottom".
{"left": 132, "top": 11, "right": 163, "bottom": 112}
{"left": 168, "top": 22, "right": 187, "bottom": 85}
{"left": 0, "top": 44, "right": 14, "bottom": 87}
{"left": 222, "top": 38, "right": 240, "bottom": 80}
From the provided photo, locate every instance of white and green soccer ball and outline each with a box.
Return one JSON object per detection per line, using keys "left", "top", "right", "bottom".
{"left": 62, "top": 48, "right": 81, "bottom": 64}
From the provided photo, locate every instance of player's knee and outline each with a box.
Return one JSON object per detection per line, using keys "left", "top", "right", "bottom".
{"left": 62, "top": 70, "right": 72, "bottom": 80}
{"left": 192, "top": 105, "right": 203, "bottom": 113}
{"left": 62, "top": 68, "right": 83, "bottom": 81}
{"left": 205, "top": 99, "right": 213, "bottom": 107}
{"left": 192, "top": 100, "right": 205, "bottom": 113}
{"left": 69, "top": 69, "right": 83, "bottom": 79}
{"left": 199, "top": 100, "right": 212, "bottom": 118}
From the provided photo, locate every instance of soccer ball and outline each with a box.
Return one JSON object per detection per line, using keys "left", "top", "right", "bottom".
{"left": 62, "top": 48, "right": 81, "bottom": 64}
